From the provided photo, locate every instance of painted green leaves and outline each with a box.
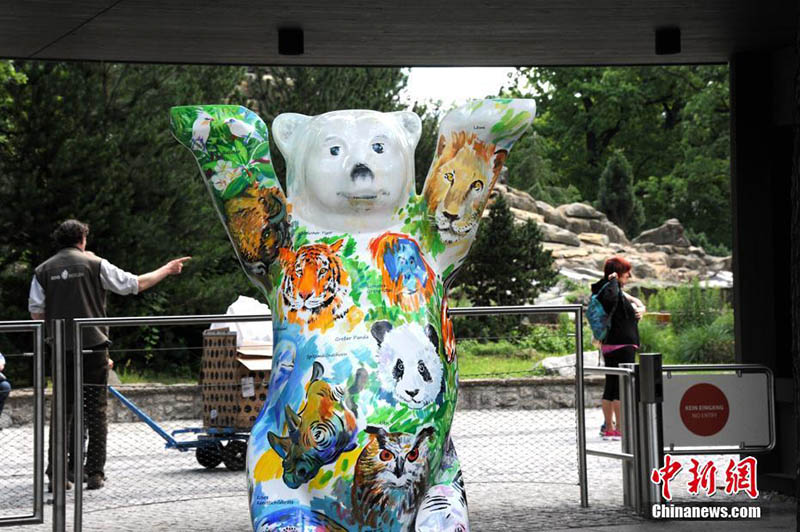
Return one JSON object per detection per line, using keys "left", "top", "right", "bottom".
{"left": 491, "top": 106, "right": 534, "bottom": 147}
{"left": 169, "top": 105, "right": 278, "bottom": 201}
{"left": 400, "top": 195, "right": 445, "bottom": 258}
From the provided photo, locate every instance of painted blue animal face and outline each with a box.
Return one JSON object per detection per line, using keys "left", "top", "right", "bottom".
{"left": 267, "top": 362, "right": 358, "bottom": 489}
{"left": 384, "top": 239, "right": 428, "bottom": 293}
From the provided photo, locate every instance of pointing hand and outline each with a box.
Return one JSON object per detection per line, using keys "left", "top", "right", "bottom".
{"left": 165, "top": 256, "right": 192, "bottom": 275}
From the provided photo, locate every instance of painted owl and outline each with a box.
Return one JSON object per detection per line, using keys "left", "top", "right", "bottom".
{"left": 352, "top": 425, "right": 435, "bottom": 530}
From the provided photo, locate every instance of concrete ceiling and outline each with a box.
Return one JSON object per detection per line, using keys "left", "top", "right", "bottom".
{"left": 1, "top": 1, "right": 797, "bottom": 66}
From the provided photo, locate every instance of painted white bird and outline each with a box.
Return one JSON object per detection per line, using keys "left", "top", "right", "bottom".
{"left": 191, "top": 110, "right": 214, "bottom": 152}
{"left": 223, "top": 117, "right": 264, "bottom": 142}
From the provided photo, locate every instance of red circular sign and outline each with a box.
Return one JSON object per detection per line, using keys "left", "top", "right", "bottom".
{"left": 679, "top": 383, "right": 730, "bottom": 436}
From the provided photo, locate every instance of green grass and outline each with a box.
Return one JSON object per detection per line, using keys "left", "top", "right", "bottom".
{"left": 115, "top": 367, "right": 197, "bottom": 385}
{"left": 458, "top": 351, "right": 545, "bottom": 378}
{"left": 457, "top": 339, "right": 551, "bottom": 378}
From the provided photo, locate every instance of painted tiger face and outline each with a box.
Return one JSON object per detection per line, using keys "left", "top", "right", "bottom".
{"left": 278, "top": 239, "right": 351, "bottom": 329}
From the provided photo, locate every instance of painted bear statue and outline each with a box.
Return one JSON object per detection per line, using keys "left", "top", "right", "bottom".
{"left": 170, "top": 99, "right": 535, "bottom": 532}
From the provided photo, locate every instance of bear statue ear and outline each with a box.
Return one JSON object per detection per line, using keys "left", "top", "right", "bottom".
{"left": 272, "top": 113, "right": 312, "bottom": 160}
{"left": 370, "top": 321, "right": 393, "bottom": 346}
{"left": 390, "top": 111, "right": 422, "bottom": 149}
{"left": 424, "top": 324, "right": 439, "bottom": 350}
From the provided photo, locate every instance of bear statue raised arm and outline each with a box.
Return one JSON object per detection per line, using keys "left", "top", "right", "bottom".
{"left": 170, "top": 99, "right": 535, "bottom": 532}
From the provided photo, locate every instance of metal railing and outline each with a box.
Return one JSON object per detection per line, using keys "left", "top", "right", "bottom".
{"left": 69, "top": 313, "right": 271, "bottom": 532}
{"left": 9, "top": 308, "right": 774, "bottom": 530}
{"left": 582, "top": 364, "right": 640, "bottom": 511}
{"left": 448, "top": 304, "right": 588, "bottom": 507}
{"left": 0, "top": 309, "right": 781, "bottom": 530}
{"left": 62, "top": 305, "right": 588, "bottom": 531}
{"left": 0, "top": 303, "right": 584, "bottom": 531}
{"left": 581, "top": 356, "right": 777, "bottom": 518}
{"left": 0, "top": 320, "right": 45, "bottom": 527}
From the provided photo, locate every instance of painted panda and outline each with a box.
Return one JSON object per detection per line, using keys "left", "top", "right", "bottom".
{"left": 371, "top": 321, "right": 443, "bottom": 409}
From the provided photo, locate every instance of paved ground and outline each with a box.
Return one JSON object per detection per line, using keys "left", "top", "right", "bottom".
{"left": 1, "top": 408, "right": 795, "bottom": 531}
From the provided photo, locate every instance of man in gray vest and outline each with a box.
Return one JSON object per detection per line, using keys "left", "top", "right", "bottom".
{"left": 29, "top": 219, "right": 190, "bottom": 490}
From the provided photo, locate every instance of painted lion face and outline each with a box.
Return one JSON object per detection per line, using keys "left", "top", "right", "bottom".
{"left": 424, "top": 132, "right": 507, "bottom": 244}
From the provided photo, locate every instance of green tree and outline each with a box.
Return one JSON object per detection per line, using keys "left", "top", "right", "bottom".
{"left": 667, "top": 66, "right": 731, "bottom": 249}
{"left": 451, "top": 195, "right": 557, "bottom": 338}
{"left": 596, "top": 150, "right": 644, "bottom": 236}
{"left": 505, "top": 131, "right": 581, "bottom": 205}
{"left": 504, "top": 65, "right": 730, "bottom": 249}
{"left": 507, "top": 66, "right": 688, "bottom": 200}
{"left": 0, "top": 61, "right": 252, "bottom": 374}
{"left": 0, "top": 61, "right": 26, "bottom": 148}
{"left": 454, "top": 195, "right": 557, "bottom": 306}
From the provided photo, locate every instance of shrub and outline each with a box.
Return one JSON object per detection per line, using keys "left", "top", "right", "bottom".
{"left": 684, "top": 228, "right": 731, "bottom": 257}
{"left": 458, "top": 339, "right": 529, "bottom": 358}
{"left": 518, "top": 325, "right": 571, "bottom": 354}
{"left": 638, "top": 317, "right": 677, "bottom": 362}
{"left": 673, "top": 310, "right": 735, "bottom": 364}
{"left": 646, "top": 281, "right": 727, "bottom": 333}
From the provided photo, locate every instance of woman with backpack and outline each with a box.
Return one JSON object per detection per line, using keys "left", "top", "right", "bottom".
{"left": 590, "top": 256, "right": 646, "bottom": 440}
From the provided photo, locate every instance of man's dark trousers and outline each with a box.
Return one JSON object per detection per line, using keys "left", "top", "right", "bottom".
{"left": 49, "top": 347, "right": 109, "bottom": 480}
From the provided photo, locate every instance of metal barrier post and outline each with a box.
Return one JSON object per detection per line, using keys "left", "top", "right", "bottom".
{"left": 620, "top": 362, "right": 639, "bottom": 513}
{"left": 583, "top": 365, "right": 636, "bottom": 509}
{"left": 52, "top": 319, "right": 66, "bottom": 532}
{"left": 573, "top": 307, "right": 588, "bottom": 508}
{"left": 33, "top": 322, "right": 45, "bottom": 523}
{"left": 0, "top": 320, "right": 46, "bottom": 526}
{"left": 74, "top": 321, "right": 84, "bottom": 532}
{"left": 636, "top": 353, "right": 663, "bottom": 518}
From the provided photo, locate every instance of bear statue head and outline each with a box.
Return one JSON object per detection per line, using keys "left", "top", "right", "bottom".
{"left": 272, "top": 110, "right": 422, "bottom": 232}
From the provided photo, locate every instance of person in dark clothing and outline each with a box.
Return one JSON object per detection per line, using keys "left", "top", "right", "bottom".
{"left": 0, "top": 352, "right": 10, "bottom": 422}
{"left": 29, "top": 219, "right": 190, "bottom": 490}
{"left": 591, "top": 256, "right": 645, "bottom": 441}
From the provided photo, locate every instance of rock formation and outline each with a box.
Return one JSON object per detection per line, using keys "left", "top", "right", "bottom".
{"left": 490, "top": 184, "right": 733, "bottom": 288}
